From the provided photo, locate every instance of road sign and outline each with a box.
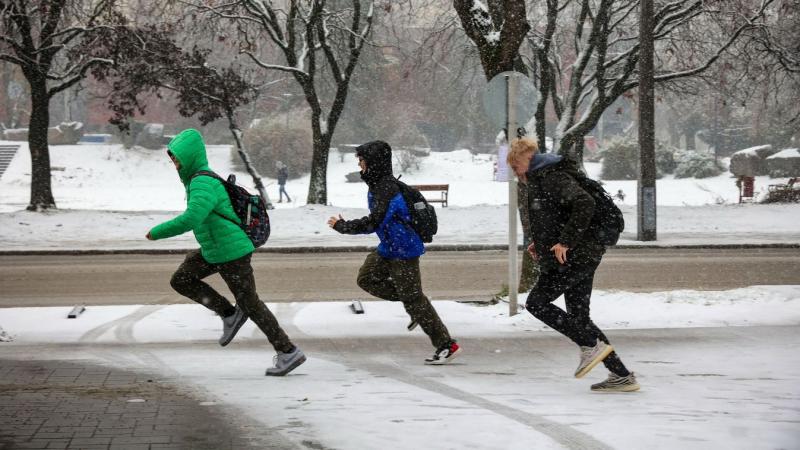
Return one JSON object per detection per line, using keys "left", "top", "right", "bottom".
{"left": 481, "top": 71, "right": 538, "bottom": 130}
{"left": 7, "top": 81, "right": 23, "bottom": 100}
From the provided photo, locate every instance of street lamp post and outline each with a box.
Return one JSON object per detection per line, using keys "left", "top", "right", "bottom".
{"left": 638, "top": 0, "right": 657, "bottom": 241}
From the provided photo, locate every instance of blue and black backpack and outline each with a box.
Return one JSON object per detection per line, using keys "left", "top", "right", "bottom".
{"left": 395, "top": 177, "right": 438, "bottom": 243}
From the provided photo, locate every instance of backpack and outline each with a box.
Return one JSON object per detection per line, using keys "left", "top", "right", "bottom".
{"left": 191, "top": 171, "right": 271, "bottom": 247}
{"left": 572, "top": 172, "right": 624, "bottom": 246}
{"left": 394, "top": 178, "right": 438, "bottom": 243}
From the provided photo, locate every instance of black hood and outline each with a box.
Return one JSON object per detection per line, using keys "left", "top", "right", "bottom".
{"left": 356, "top": 140, "right": 393, "bottom": 185}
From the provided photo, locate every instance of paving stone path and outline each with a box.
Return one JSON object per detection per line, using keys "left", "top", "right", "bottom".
{"left": 0, "top": 360, "right": 275, "bottom": 450}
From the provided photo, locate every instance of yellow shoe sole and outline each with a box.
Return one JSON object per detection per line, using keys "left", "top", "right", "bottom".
{"left": 575, "top": 344, "right": 614, "bottom": 379}
{"left": 591, "top": 383, "right": 641, "bottom": 392}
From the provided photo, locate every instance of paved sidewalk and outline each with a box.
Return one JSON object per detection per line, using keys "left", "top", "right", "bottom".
{"left": 0, "top": 360, "right": 276, "bottom": 450}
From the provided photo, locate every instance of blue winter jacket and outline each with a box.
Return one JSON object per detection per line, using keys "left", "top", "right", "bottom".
{"left": 334, "top": 174, "right": 425, "bottom": 260}
{"left": 368, "top": 189, "right": 425, "bottom": 259}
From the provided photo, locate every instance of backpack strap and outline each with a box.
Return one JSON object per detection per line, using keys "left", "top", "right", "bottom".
{"left": 189, "top": 171, "right": 241, "bottom": 225}
{"left": 190, "top": 170, "right": 222, "bottom": 182}
{"left": 392, "top": 176, "right": 420, "bottom": 230}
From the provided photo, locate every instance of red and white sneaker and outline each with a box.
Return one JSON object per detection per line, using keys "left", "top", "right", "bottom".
{"left": 424, "top": 341, "right": 461, "bottom": 365}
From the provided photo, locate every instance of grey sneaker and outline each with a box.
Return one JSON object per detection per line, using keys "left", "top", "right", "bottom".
{"left": 591, "top": 372, "right": 640, "bottom": 392}
{"left": 574, "top": 340, "right": 614, "bottom": 378}
{"left": 266, "top": 347, "right": 307, "bottom": 376}
{"left": 219, "top": 307, "right": 247, "bottom": 347}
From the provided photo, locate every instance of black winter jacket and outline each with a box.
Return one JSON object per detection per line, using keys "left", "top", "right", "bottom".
{"left": 334, "top": 174, "right": 400, "bottom": 235}
{"left": 525, "top": 158, "right": 605, "bottom": 271}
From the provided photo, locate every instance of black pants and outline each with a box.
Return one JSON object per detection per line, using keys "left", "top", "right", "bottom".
{"left": 357, "top": 251, "right": 453, "bottom": 349}
{"left": 170, "top": 251, "right": 293, "bottom": 353}
{"left": 525, "top": 255, "right": 629, "bottom": 376}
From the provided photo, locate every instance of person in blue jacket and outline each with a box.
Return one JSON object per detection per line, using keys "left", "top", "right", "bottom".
{"left": 327, "top": 140, "right": 461, "bottom": 364}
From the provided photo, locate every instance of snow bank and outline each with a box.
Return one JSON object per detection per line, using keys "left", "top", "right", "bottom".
{"left": 766, "top": 148, "right": 800, "bottom": 159}
{"left": 0, "top": 286, "right": 798, "bottom": 344}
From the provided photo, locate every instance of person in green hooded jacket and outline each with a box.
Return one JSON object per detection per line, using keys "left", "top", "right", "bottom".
{"left": 146, "top": 129, "right": 305, "bottom": 376}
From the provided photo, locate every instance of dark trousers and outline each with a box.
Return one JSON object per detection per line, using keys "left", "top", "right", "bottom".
{"left": 357, "top": 251, "right": 452, "bottom": 349}
{"left": 525, "top": 256, "right": 629, "bottom": 376}
{"left": 170, "top": 251, "right": 293, "bottom": 353}
{"left": 278, "top": 184, "right": 291, "bottom": 202}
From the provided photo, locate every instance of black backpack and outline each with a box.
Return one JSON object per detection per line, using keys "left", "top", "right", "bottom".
{"left": 571, "top": 173, "right": 624, "bottom": 246}
{"left": 395, "top": 178, "right": 438, "bottom": 243}
{"left": 191, "top": 171, "right": 271, "bottom": 247}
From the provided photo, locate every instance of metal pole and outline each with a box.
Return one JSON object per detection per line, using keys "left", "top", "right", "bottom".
{"left": 637, "top": 0, "right": 657, "bottom": 241}
{"left": 507, "top": 74, "right": 519, "bottom": 316}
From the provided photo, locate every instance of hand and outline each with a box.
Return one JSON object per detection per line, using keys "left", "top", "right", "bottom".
{"left": 327, "top": 214, "right": 344, "bottom": 229}
{"left": 527, "top": 242, "right": 539, "bottom": 260}
{"left": 145, "top": 232, "right": 154, "bottom": 241}
{"left": 550, "top": 243, "right": 569, "bottom": 265}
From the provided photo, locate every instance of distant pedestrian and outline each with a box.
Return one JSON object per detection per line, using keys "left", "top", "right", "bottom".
{"left": 327, "top": 140, "right": 462, "bottom": 365}
{"left": 146, "top": 129, "right": 305, "bottom": 376}
{"left": 614, "top": 189, "right": 625, "bottom": 202}
{"left": 508, "top": 137, "right": 639, "bottom": 392}
{"left": 276, "top": 161, "right": 291, "bottom": 203}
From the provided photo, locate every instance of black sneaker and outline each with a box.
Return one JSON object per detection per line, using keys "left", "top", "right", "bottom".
{"left": 424, "top": 341, "right": 461, "bottom": 365}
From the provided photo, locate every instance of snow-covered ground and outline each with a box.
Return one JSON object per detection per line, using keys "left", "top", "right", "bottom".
{"left": 0, "top": 141, "right": 792, "bottom": 211}
{"left": 2, "top": 286, "right": 798, "bottom": 344}
{"left": 1, "top": 285, "right": 798, "bottom": 449}
{"left": 2, "top": 142, "right": 799, "bottom": 448}
{"left": 1, "top": 142, "right": 798, "bottom": 250}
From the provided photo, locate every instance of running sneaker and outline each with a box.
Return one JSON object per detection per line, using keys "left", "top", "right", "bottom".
{"left": 591, "top": 372, "right": 640, "bottom": 392}
{"left": 424, "top": 341, "right": 461, "bottom": 365}
{"left": 574, "top": 340, "right": 614, "bottom": 378}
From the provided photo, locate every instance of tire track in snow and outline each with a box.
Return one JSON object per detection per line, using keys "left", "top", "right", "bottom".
{"left": 79, "top": 305, "right": 172, "bottom": 372}
{"left": 346, "top": 357, "right": 612, "bottom": 450}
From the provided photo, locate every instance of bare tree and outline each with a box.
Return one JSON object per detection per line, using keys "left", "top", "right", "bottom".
{"left": 0, "top": 0, "right": 125, "bottom": 210}
{"left": 452, "top": 1, "right": 775, "bottom": 160}
{"left": 654, "top": 1, "right": 799, "bottom": 154}
{"left": 86, "top": 23, "right": 277, "bottom": 205}
{"left": 525, "top": 0, "right": 775, "bottom": 159}
{"left": 189, "top": 0, "right": 375, "bottom": 205}
{"left": 453, "top": 0, "right": 530, "bottom": 79}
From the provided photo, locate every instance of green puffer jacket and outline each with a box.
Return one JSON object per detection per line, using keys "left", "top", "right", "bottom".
{"left": 148, "top": 129, "right": 254, "bottom": 263}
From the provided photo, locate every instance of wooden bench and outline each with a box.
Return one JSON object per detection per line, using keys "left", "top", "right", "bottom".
{"left": 767, "top": 177, "right": 799, "bottom": 202}
{"left": 412, "top": 184, "right": 449, "bottom": 207}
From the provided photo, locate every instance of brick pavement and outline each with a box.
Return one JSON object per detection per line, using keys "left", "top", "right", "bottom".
{"left": 0, "top": 360, "right": 277, "bottom": 450}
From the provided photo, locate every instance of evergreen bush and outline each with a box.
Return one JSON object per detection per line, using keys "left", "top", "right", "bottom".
{"left": 673, "top": 151, "right": 723, "bottom": 178}
{"left": 236, "top": 116, "right": 313, "bottom": 179}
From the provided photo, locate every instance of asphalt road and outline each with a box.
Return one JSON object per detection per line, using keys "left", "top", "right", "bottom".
{"left": 1, "top": 247, "right": 799, "bottom": 307}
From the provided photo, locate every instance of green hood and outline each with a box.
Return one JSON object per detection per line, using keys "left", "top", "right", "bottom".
{"left": 168, "top": 129, "right": 209, "bottom": 183}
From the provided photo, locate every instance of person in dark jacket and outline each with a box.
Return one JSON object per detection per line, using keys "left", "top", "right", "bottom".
{"left": 327, "top": 140, "right": 461, "bottom": 364}
{"left": 146, "top": 129, "right": 305, "bottom": 377}
{"left": 508, "top": 137, "right": 638, "bottom": 392}
{"left": 276, "top": 161, "right": 291, "bottom": 203}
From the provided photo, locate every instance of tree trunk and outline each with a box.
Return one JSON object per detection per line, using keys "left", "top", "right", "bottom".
{"left": 26, "top": 81, "right": 55, "bottom": 211}
{"left": 517, "top": 182, "right": 539, "bottom": 292}
{"left": 684, "top": 129, "right": 696, "bottom": 150}
{"left": 307, "top": 133, "right": 331, "bottom": 205}
{"left": 226, "top": 115, "right": 273, "bottom": 207}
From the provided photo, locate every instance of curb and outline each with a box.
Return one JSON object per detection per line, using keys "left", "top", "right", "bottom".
{"left": 1, "top": 242, "right": 798, "bottom": 256}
